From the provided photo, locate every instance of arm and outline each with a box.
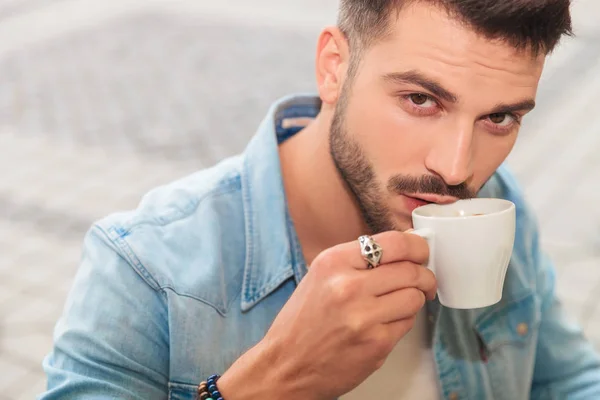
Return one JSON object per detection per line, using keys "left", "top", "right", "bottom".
{"left": 41, "top": 226, "right": 170, "bottom": 399}
{"left": 529, "top": 215, "right": 600, "bottom": 398}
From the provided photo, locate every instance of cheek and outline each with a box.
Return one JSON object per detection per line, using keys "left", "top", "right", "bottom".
{"left": 472, "top": 134, "right": 518, "bottom": 187}
{"left": 345, "top": 91, "right": 430, "bottom": 172}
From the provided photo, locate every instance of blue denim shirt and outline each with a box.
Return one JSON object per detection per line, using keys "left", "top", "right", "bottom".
{"left": 42, "top": 95, "right": 600, "bottom": 400}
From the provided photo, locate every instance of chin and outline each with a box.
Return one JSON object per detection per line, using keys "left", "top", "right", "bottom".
{"left": 389, "top": 214, "right": 414, "bottom": 233}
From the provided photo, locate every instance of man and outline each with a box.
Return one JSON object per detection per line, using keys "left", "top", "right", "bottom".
{"left": 41, "top": 0, "right": 600, "bottom": 399}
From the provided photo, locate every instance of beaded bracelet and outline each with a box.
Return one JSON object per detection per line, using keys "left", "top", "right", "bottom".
{"left": 197, "top": 374, "right": 224, "bottom": 400}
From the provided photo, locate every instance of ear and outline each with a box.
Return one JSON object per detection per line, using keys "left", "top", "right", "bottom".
{"left": 315, "top": 27, "right": 351, "bottom": 106}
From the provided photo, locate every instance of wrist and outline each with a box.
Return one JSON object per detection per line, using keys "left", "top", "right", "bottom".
{"left": 218, "top": 338, "right": 313, "bottom": 400}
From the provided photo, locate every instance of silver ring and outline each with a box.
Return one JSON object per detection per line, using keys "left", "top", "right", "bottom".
{"left": 359, "top": 235, "right": 383, "bottom": 269}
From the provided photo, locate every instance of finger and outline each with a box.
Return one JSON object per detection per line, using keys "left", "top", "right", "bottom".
{"left": 372, "top": 288, "right": 427, "bottom": 324}
{"left": 385, "top": 315, "right": 418, "bottom": 343}
{"left": 336, "top": 230, "right": 430, "bottom": 270}
{"left": 364, "top": 262, "right": 437, "bottom": 300}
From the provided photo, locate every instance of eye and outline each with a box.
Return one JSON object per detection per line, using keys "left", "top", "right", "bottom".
{"left": 488, "top": 113, "right": 513, "bottom": 126}
{"left": 482, "top": 112, "right": 521, "bottom": 134}
{"left": 409, "top": 93, "right": 436, "bottom": 108}
{"left": 400, "top": 93, "right": 440, "bottom": 116}
{"left": 487, "top": 112, "right": 520, "bottom": 128}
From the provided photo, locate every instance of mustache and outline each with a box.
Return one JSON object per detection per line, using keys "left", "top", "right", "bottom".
{"left": 387, "top": 174, "right": 475, "bottom": 199}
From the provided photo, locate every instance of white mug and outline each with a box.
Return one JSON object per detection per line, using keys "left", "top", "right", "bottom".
{"left": 411, "top": 198, "right": 516, "bottom": 309}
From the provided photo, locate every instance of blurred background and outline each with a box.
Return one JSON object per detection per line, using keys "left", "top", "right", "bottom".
{"left": 0, "top": 0, "right": 598, "bottom": 398}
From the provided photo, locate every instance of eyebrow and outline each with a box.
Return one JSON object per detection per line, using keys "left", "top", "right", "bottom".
{"left": 383, "top": 70, "right": 459, "bottom": 103}
{"left": 488, "top": 100, "right": 536, "bottom": 115}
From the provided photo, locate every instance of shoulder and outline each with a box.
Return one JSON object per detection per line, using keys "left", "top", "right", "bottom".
{"left": 92, "top": 155, "right": 248, "bottom": 314}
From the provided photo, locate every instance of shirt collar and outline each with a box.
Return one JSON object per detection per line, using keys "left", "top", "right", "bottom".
{"left": 240, "top": 94, "right": 321, "bottom": 312}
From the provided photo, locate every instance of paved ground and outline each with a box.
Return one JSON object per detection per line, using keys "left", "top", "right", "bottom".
{"left": 0, "top": 1, "right": 598, "bottom": 398}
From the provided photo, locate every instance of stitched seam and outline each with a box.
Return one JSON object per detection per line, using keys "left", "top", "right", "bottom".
{"left": 168, "top": 381, "right": 199, "bottom": 398}
{"left": 246, "top": 269, "right": 294, "bottom": 305}
{"left": 475, "top": 294, "right": 538, "bottom": 353}
{"left": 488, "top": 338, "right": 530, "bottom": 354}
{"left": 123, "top": 176, "right": 241, "bottom": 232}
{"left": 95, "top": 225, "right": 161, "bottom": 291}
{"left": 241, "top": 155, "right": 255, "bottom": 307}
{"left": 475, "top": 290, "right": 534, "bottom": 329}
{"left": 99, "top": 177, "right": 241, "bottom": 305}
{"left": 168, "top": 381, "right": 199, "bottom": 389}
{"left": 100, "top": 217, "right": 237, "bottom": 315}
{"left": 160, "top": 286, "right": 227, "bottom": 317}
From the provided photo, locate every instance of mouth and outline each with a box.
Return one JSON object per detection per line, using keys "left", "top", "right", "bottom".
{"left": 406, "top": 193, "right": 459, "bottom": 205}
{"left": 402, "top": 193, "right": 459, "bottom": 213}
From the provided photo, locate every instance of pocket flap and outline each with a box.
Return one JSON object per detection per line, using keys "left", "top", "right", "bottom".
{"left": 475, "top": 291, "right": 540, "bottom": 351}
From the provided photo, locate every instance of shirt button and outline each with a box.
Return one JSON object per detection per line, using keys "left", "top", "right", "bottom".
{"left": 428, "top": 314, "right": 435, "bottom": 323}
{"left": 517, "top": 323, "right": 529, "bottom": 336}
{"left": 449, "top": 393, "right": 459, "bottom": 400}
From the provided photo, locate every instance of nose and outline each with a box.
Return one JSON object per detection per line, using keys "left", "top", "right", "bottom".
{"left": 425, "top": 121, "right": 474, "bottom": 186}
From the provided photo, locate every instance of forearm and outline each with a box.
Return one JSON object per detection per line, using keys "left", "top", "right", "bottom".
{"left": 218, "top": 339, "right": 321, "bottom": 400}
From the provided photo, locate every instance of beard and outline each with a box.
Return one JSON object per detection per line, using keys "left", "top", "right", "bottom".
{"left": 329, "top": 83, "right": 475, "bottom": 234}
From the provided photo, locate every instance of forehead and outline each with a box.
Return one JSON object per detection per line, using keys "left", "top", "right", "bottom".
{"left": 360, "top": 3, "right": 545, "bottom": 94}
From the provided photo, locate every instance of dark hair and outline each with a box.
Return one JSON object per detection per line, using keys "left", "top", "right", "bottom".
{"left": 338, "top": 0, "right": 573, "bottom": 56}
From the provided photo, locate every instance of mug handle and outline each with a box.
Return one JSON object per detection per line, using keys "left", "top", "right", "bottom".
{"left": 408, "top": 228, "right": 435, "bottom": 274}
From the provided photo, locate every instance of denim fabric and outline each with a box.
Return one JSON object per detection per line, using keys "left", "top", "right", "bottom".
{"left": 41, "top": 95, "right": 600, "bottom": 400}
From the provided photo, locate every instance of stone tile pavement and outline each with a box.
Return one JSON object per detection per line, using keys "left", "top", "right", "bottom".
{"left": 0, "top": 0, "right": 598, "bottom": 398}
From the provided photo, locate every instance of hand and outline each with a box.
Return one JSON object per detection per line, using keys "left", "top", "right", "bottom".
{"left": 219, "top": 231, "right": 437, "bottom": 400}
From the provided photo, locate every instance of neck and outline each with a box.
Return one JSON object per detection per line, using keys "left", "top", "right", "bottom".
{"left": 279, "top": 112, "right": 368, "bottom": 266}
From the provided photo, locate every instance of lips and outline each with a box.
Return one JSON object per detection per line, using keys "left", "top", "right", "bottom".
{"left": 405, "top": 193, "right": 459, "bottom": 205}
{"left": 403, "top": 195, "right": 431, "bottom": 213}
{"left": 402, "top": 193, "right": 460, "bottom": 213}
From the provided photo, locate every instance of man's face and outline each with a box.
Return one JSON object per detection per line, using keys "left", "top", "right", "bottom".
{"left": 330, "top": 3, "right": 545, "bottom": 233}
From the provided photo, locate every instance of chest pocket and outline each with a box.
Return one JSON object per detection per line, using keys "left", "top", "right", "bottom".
{"left": 475, "top": 291, "right": 542, "bottom": 400}
{"left": 168, "top": 382, "right": 198, "bottom": 400}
